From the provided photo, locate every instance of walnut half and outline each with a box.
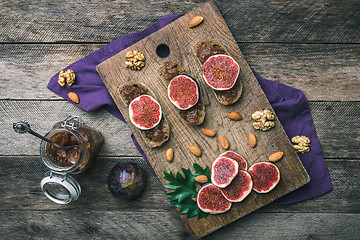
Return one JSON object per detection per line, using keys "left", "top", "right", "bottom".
{"left": 251, "top": 109, "right": 275, "bottom": 131}
{"left": 125, "top": 50, "right": 146, "bottom": 71}
{"left": 292, "top": 135, "right": 311, "bottom": 154}
{"left": 58, "top": 69, "right": 76, "bottom": 87}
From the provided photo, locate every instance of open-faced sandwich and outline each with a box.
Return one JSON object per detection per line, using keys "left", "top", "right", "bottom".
{"left": 193, "top": 39, "right": 243, "bottom": 105}
{"left": 158, "top": 60, "right": 205, "bottom": 126}
{"left": 118, "top": 82, "right": 170, "bottom": 148}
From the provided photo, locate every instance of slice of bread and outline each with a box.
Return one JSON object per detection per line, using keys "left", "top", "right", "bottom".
{"left": 193, "top": 38, "right": 243, "bottom": 105}
{"left": 158, "top": 60, "right": 206, "bottom": 126}
{"left": 118, "top": 82, "right": 170, "bottom": 148}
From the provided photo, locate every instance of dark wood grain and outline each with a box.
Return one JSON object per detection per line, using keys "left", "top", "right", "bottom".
{"left": 1, "top": 101, "right": 359, "bottom": 159}
{"left": 1, "top": 156, "right": 358, "bottom": 213}
{"left": 0, "top": 0, "right": 358, "bottom": 43}
{"left": 1, "top": 43, "right": 358, "bottom": 101}
{"left": 1, "top": 211, "right": 359, "bottom": 240}
{"left": 0, "top": 156, "right": 359, "bottom": 239}
{"left": 97, "top": 2, "right": 309, "bottom": 237}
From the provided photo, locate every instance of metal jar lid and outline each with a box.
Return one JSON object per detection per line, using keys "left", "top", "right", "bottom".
{"left": 41, "top": 171, "right": 81, "bottom": 204}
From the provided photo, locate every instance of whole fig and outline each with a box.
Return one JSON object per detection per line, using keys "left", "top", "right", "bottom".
{"left": 108, "top": 162, "right": 146, "bottom": 200}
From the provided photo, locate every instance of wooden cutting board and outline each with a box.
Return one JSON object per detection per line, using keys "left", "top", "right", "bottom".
{"left": 97, "top": 1, "right": 310, "bottom": 238}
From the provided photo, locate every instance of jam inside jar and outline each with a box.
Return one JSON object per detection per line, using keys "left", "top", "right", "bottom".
{"left": 40, "top": 119, "right": 103, "bottom": 174}
{"left": 39, "top": 116, "right": 103, "bottom": 204}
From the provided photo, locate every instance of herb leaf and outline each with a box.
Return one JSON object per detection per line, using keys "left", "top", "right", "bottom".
{"left": 163, "top": 163, "right": 210, "bottom": 219}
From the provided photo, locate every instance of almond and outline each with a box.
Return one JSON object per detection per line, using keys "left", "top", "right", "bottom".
{"left": 166, "top": 148, "right": 174, "bottom": 162}
{"left": 249, "top": 132, "right": 257, "bottom": 148}
{"left": 189, "top": 15, "right": 203, "bottom": 28}
{"left": 189, "top": 145, "right": 202, "bottom": 157}
{"left": 227, "top": 111, "right": 242, "bottom": 121}
{"left": 195, "top": 175, "right": 208, "bottom": 184}
{"left": 68, "top": 92, "right": 79, "bottom": 104}
{"left": 219, "top": 136, "right": 230, "bottom": 150}
{"left": 201, "top": 128, "right": 216, "bottom": 137}
{"left": 269, "top": 151, "right": 284, "bottom": 162}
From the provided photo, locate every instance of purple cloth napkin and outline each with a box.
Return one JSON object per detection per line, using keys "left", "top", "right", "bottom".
{"left": 48, "top": 14, "right": 332, "bottom": 205}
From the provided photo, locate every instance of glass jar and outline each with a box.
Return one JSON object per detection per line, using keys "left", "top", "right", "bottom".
{"left": 39, "top": 115, "right": 103, "bottom": 204}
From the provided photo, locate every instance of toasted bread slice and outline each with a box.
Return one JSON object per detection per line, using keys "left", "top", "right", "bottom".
{"left": 158, "top": 60, "right": 205, "bottom": 126}
{"left": 118, "top": 82, "right": 170, "bottom": 148}
{"left": 193, "top": 38, "right": 243, "bottom": 105}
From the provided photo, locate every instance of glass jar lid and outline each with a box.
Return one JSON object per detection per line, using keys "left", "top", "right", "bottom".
{"left": 41, "top": 171, "right": 81, "bottom": 204}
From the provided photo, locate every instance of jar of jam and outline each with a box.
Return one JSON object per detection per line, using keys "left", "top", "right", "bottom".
{"left": 39, "top": 115, "right": 103, "bottom": 204}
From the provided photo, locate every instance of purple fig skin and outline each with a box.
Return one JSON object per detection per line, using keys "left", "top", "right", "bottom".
{"left": 108, "top": 162, "right": 147, "bottom": 200}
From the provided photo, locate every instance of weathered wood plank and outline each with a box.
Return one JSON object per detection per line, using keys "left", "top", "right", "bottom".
{"left": 1, "top": 101, "right": 359, "bottom": 159}
{"left": 241, "top": 43, "right": 360, "bottom": 101}
{"left": 1, "top": 156, "right": 358, "bottom": 214}
{"left": 0, "top": 0, "right": 358, "bottom": 43}
{"left": 1, "top": 43, "right": 358, "bottom": 101}
{"left": 1, "top": 210, "right": 359, "bottom": 240}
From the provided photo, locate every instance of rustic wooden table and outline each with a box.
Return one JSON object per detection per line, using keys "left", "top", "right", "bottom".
{"left": 1, "top": 0, "right": 359, "bottom": 239}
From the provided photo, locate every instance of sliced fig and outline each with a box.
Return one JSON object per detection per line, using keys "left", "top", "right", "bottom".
{"left": 129, "top": 95, "right": 162, "bottom": 130}
{"left": 221, "top": 170, "right": 253, "bottom": 202}
{"left": 211, "top": 156, "right": 239, "bottom": 188}
{"left": 203, "top": 54, "right": 240, "bottom": 91}
{"left": 197, "top": 183, "right": 232, "bottom": 214}
{"left": 248, "top": 162, "right": 280, "bottom": 193}
{"left": 167, "top": 75, "right": 199, "bottom": 110}
{"left": 220, "top": 151, "right": 247, "bottom": 171}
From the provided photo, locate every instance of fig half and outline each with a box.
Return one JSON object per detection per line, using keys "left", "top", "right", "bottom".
{"left": 221, "top": 170, "right": 253, "bottom": 202}
{"left": 211, "top": 156, "right": 239, "bottom": 188}
{"left": 167, "top": 75, "right": 199, "bottom": 110}
{"left": 129, "top": 95, "right": 162, "bottom": 130}
{"left": 197, "top": 183, "right": 232, "bottom": 214}
{"left": 220, "top": 151, "right": 247, "bottom": 171}
{"left": 202, "top": 54, "right": 240, "bottom": 90}
{"left": 248, "top": 162, "right": 280, "bottom": 193}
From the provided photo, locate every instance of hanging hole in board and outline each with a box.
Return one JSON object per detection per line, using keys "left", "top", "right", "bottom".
{"left": 156, "top": 44, "right": 170, "bottom": 58}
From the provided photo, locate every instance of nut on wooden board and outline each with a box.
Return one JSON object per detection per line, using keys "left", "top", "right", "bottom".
{"left": 252, "top": 109, "right": 275, "bottom": 131}
{"left": 219, "top": 136, "right": 230, "bottom": 150}
{"left": 249, "top": 132, "right": 256, "bottom": 148}
{"left": 189, "top": 145, "right": 202, "bottom": 157}
{"left": 227, "top": 111, "right": 242, "bottom": 120}
{"left": 269, "top": 151, "right": 284, "bottom": 162}
{"left": 201, "top": 128, "right": 216, "bottom": 137}
{"left": 189, "top": 15, "right": 204, "bottom": 28}
{"left": 166, "top": 148, "right": 174, "bottom": 162}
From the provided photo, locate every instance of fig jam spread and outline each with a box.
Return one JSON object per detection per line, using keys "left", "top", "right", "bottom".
{"left": 214, "top": 82, "right": 238, "bottom": 105}
{"left": 144, "top": 119, "right": 165, "bottom": 142}
{"left": 196, "top": 42, "right": 226, "bottom": 64}
{"left": 161, "top": 61, "right": 185, "bottom": 81}
{"left": 48, "top": 131, "right": 80, "bottom": 167}
{"left": 121, "top": 84, "right": 149, "bottom": 105}
{"left": 179, "top": 100, "right": 204, "bottom": 125}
